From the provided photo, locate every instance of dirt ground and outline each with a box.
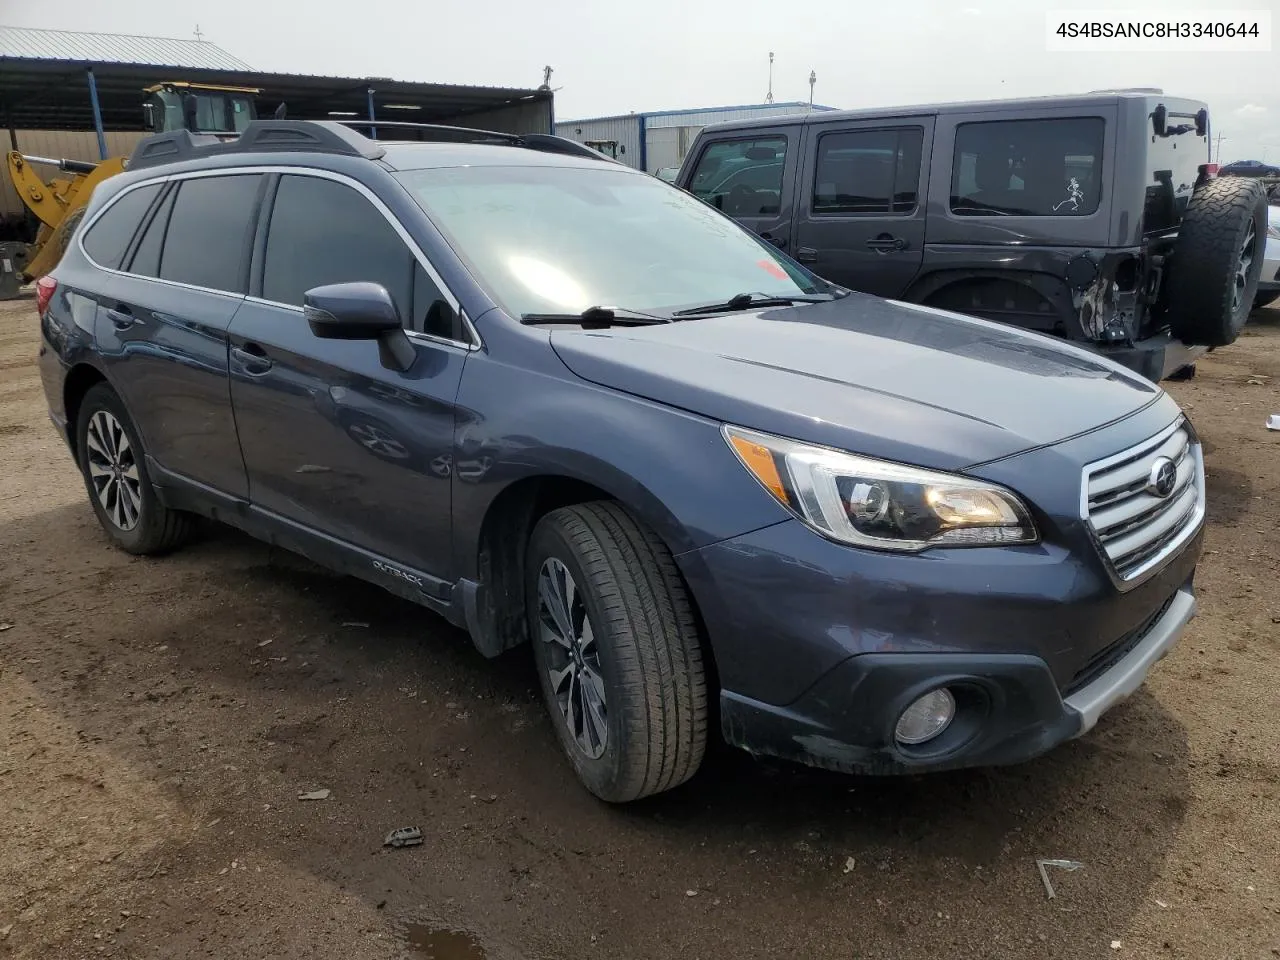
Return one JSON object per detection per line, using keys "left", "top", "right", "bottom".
{"left": 1, "top": 293, "right": 1277, "bottom": 960}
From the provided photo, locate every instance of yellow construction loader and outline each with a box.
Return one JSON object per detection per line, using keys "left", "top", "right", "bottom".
{"left": 2, "top": 82, "right": 262, "bottom": 298}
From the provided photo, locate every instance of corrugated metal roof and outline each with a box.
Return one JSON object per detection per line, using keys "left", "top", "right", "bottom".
{"left": 560, "top": 101, "right": 838, "bottom": 124}
{"left": 0, "top": 25, "right": 252, "bottom": 71}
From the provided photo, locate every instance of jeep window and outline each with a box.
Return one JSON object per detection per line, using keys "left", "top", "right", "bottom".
{"left": 812, "top": 127, "right": 924, "bottom": 215}
{"left": 396, "top": 165, "right": 823, "bottom": 317}
{"left": 81, "top": 184, "right": 163, "bottom": 270}
{"left": 159, "top": 174, "right": 264, "bottom": 291}
{"left": 687, "top": 137, "right": 788, "bottom": 217}
{"left": 263, "top": 175, "right": 459, "bottom": 340}
{"left": 950, "top": 117, "right": 1104, "bottom": 217}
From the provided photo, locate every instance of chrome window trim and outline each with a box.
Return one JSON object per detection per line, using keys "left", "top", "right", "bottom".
{"left": 76, "top": 164, "right": 481, "bottom": 349}
{"left": 1078, "top": 416, "right": 1206, "bottom": 592}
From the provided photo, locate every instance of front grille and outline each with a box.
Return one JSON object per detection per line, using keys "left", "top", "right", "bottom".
{"left": 1082, "top": 420, "right": 1204, "bottom": 585}
{"left": 1064, "top": 593, "right": 1176, "bottom": 695}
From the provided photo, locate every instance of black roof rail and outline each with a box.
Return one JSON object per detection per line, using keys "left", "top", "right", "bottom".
{"left": 334, "top": 119, "right": 619, "bottom": 163}
{"left": 127, "top": 120, "right": 386, "bottom": 171}
{"left": 125, "top": 119, "right": 617, "bottom": 172}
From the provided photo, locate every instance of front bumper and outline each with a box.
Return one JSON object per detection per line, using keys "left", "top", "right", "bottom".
{"left": 717, "top": 583, "right": 1195, "bottom": 775}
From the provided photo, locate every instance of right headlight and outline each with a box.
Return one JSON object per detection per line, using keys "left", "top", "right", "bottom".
{"left": 724, "top": 425, "right": 1038, "bottom": 552}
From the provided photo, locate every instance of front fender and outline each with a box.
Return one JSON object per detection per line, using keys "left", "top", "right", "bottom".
{"left": 450, "top": 351, "right": 790, "bottom": 580}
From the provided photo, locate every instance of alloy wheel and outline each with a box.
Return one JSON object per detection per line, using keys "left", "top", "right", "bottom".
{"left": 1233, "top": 221, "right": 1256, "bottom": 314}
{"left": 536, "top": 557, "right": 607, "bottom": 759}
{"left": 85, "top": 410, "right": 142, "bottom": 531}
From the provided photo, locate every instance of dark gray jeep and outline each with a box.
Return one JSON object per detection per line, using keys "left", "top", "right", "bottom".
{"left": 678, "top": 89, "right": 1269, "bottom": 381}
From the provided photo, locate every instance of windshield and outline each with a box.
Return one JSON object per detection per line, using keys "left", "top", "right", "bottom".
{"left": 395, "top": 165, "right": 824, "bottom": 316}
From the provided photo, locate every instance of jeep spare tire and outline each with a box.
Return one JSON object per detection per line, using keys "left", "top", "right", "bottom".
{"left": 1166, "top": 176, "right": 1268, "bottom": 346}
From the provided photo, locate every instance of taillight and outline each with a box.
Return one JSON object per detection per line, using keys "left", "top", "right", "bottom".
{"left": 35, "top": 276, "right": 57, "bottom": 315}
{"left": 1201, "top": 163, "right": 1219, "bottom": 178}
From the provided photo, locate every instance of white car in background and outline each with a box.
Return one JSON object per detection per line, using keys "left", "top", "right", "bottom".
{"left": 1257, "top": 203, "right": 1280, "bottom": 310}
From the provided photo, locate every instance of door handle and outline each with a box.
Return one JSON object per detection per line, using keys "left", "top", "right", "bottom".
{"left": 795, "top": 246, "right": 819, "bottom": 263}
{"left": 866, "top": 234, "right": 908, "bottom": 253}
{"left": 231, "top": 343, "right": 273, "bottom": 375}
{"left": 106, "top": 305, "right": 135, "bottom": 330}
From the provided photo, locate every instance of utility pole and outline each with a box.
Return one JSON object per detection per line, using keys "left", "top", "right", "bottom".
{"left": 1214, "top": 131, "right": 1227, "bottom": 163}
{"left": 765, "top": 52, "right": 774, "bottom": 104}
{"left": 808, "top": 70, "right": 816, "bottom": 110}
{"left": 193, "top": 24, "right": 204, "bottom": 42}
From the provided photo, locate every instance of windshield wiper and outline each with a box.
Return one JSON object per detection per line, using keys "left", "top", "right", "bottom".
{"left": 520, "top": 305, "right": 669, "bottom": 328}
{"left": 671, "top": 291, "right": 840, "bottom": 317}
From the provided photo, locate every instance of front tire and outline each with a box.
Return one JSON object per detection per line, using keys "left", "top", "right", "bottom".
{"left": 75, "top": 383, "right": 194, "bottom": 555}
{"left": 526, "top": 502, "right": 708, "bottom": 803}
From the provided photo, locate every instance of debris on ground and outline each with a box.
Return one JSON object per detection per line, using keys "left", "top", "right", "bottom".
{"left": 297, "top": 789, "right": 330, "bottom": 801}
{"left": 1154, "top": 898, "right": 1169, "bottom": 908}
{"left": 843, "top": 856, "right": 857, "bottom": 874}
{"left": 341, "top": 621, "right": 369, "bottom": 628}
{"left": 1036, "top": 858, "right": 1084, "bottom": 899}
{"left": 1267, "top": 414, "right": 1280, "bottom": 431}
{"left": 383, "top": 827, "right": 424, "bottom": 848}
{"left": 685, "top": 890, "right": 698, "bottom": 897}
{"left": 0, "top": 923, "right": 12, "bottom": 939}
{"left": 1111, "top": 940, "right": 1122, "bottom": 950}
{"left": 0, "top": 622, "right": 13, "bottom": 632}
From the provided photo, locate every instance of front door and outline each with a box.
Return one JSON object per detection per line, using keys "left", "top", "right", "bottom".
{"left": 791, "top": 120, "right": 933, "bottom": 298}
{"left": 682, "top": 126, "right": 801, "bottom": 255}
{"left": 227, "top": 172, "right": 468, "bottom": 580}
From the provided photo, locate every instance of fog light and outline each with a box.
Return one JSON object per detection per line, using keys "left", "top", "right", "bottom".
{"left": 895, "top": 688, "right": 956, "bottom": 745}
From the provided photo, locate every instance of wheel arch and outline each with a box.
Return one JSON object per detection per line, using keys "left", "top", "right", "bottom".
{"left": 62, "top": 361, "right": 109, "bottom": 461}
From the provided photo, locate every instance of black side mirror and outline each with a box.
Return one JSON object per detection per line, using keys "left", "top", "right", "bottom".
{"left": 304, "top": 282, "right": 414, "bottom": 371}
{"left": 142, "top": 103, "right": 156, "bottom": 132}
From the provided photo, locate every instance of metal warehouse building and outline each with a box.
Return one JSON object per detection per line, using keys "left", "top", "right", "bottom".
{"left": 1, "top": 24, "right": 553, "bottom": 227}
{"left": 555, "top": 102, "right": 836, "bottom": 174}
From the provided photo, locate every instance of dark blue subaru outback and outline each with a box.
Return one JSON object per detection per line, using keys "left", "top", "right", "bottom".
{"left": 37, "top": 121, "right": 1204, "bottom": 802}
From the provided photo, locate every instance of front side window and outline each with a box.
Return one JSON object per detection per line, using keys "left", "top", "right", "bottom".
{"left": 950, "top": 117, "right": 1105, "bottom": 217}
{"left": 396, "top": 164, "right": 824, "bottom": 318}
{"left": 159, "top": 174, "right": 263, "bottom": 291}
{"left": 81, "top": 183, "right": 163, "bottom": 270}
{"left": 263, "top": 175, "right": 458, "bottom": 339}
{"left": 687, "top": 137, "right": 788, "bottom": 217}
{"left": 812, "top": 127, "right": 924, "bottom": 215}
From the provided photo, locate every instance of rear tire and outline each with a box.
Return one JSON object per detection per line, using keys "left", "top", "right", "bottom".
{"left": 75, "top": 383, "right": 194, "bottom": 555}
{"left": 1166, "top": 177, "right": 1268, "bottom": 346}
{"left": 1254, "top": 290, "right": 1280, "bottom": 310}
{"left": 526, "top": 501, "right": 708, "bottom": 802}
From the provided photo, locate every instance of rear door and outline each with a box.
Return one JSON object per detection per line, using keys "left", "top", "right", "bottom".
{"left": 790, "top": 119, "right": 933, "bottom": 297}
{"left": 94, "top": 172, "right": 265, "bottom": 498}
{"left": 681, "top": 126, "right": 801, "bottom": 254}
{"left": 227, "top": 171, "right": 467, "bottom": 580}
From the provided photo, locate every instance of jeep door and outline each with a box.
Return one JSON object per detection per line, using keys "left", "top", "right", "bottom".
{"left": 226, "top": 171, "right": 468, "bottom": 581}
{"left": 91, "top": 172, "right": 265, "bottom": 498}
{"left": 681, "top": 125, "right": 802, "bottom": 254}
{"left": 790, "top": 117, "right": 934, "bottom": 298}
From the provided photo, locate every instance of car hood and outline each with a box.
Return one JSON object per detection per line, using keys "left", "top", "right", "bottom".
{"left": 549, "top": 295, "right": 1164, "bottom": 470}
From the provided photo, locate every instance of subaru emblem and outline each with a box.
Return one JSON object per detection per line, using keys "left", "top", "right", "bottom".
{"left": 1146, "top": 457, "right": 1177, "bottom": 499}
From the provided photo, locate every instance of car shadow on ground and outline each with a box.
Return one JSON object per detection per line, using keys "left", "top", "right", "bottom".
{"left": 1, "top": 502, "right": 1195, "bottom": 959}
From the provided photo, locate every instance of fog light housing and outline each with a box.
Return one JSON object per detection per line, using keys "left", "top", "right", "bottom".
{"left": 895, "top": 688, "right": 956, "bottom": 745}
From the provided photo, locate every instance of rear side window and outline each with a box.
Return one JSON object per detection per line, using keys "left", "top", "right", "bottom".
{"left": 951, "top": 118, "right": 1104, "bottom": 217}
{"left": 81, "top": 184, "right": 163, "bottom": 270}
{"left": 126, "top": 186, "right": 176, "bottom": 278}
{"left": 812, "top": 127, "right": 924, "bottom": 215}
{"left": 687, "top": 137, "right": 787, "bottom": 216}
{"left": 263, "top": 175, "right": 458, "bottom": 339}
{"left": 159, "top": 174, "right": 263, "bottom": 291}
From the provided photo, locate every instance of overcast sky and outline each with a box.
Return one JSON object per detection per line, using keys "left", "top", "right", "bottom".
{"left": 6, "top": 0, "right": 1278, "bottom": 162}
